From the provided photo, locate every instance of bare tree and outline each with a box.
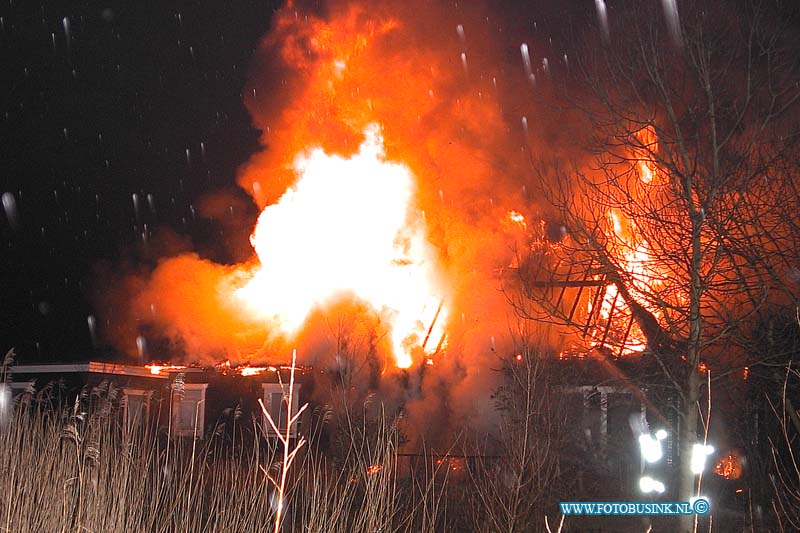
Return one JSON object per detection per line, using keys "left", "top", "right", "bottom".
{"left": 466, "top": 327, "right": 567, "bottom": 532}
{"left": 512, "top": 1, "right": 800, "bottom": 529}
{"left": 766, "top": 363, "right": 800, "bottom": 531}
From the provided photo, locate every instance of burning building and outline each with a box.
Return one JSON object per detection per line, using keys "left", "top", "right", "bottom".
{"left": 92, "top": 0, "right": 551, "bottom": 450}
{"left": 79, "top": 0, "right": 673, "bottom": 457}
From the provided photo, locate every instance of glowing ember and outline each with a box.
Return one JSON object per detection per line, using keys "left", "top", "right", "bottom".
{"left": 145, "top": 364, "right": 187, "bottom": 375}
{"left": 714, "top": 453, "right": 743, "bottom": 480}
{"left": 366, "top": 464, "right": 383, "bottom": 475}
{"left": 435, "top": 457, "right": 466, "bottom": 472}
{"left": 235, "top": 124, "right": 446, "bottom": 368}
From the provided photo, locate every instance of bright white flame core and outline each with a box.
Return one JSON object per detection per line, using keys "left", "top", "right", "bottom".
{"left": 236, "top": 124, "right": 446, "bottom": 368}
{"left": 691, "top": 444, "right": 715, "bottom": 474}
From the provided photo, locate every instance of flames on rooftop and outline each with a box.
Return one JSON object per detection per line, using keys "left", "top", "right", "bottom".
{"left": 145, "top": 360, "right": 303, "bottom": 377}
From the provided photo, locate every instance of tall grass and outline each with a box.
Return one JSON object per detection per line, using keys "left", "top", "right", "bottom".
{"left": 0, "top": 340, "right": 578, "bottom": 531}
{"left": 0, "top": 381, "right": 445, "bottom": 532}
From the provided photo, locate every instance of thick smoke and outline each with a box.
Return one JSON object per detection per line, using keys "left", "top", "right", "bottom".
{"left": 99, "top": 0, "right": 576, "bottom": 447}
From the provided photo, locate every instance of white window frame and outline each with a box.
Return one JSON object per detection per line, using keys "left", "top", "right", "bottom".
{"left": 0, "top": 382, "right": 35, "bottom": 417}
{"left": 261, "top": 383, "right": 301, "bottom": 438}
{"left": 0, "top": 384, "right": 11, "bottom": 425}
{"left": 122, "top": 388, "right": 151, "bottom": 433}
{"left": 172, "top": 383, "right": 208, "bottom": 439}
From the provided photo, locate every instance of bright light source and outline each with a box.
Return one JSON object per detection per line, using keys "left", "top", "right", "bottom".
{"left": 639, "top": 434, "right": 664, "bottom": 463}
{"left": 655, "top": 429, "right": 667, "bottom": 441}
{"left": 691, "top": 443, "right": 715, "bottom": 474}
{"left": 639, "top": 476, "right": 665, "bottom": 494}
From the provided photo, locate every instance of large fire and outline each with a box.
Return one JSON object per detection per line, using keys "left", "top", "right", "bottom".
{"left": 586, "top": 127, "right": 668, "bottom": 355}
{"left": 108, "top": 0, "right": 532, "bottom": 379}
{"left": 235, "top": 125, "right": 446, "bottom": 368}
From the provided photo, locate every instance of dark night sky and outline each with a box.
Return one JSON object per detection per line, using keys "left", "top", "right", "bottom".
{"left": 2, "top": 1, "right": 276, "bottom": 362}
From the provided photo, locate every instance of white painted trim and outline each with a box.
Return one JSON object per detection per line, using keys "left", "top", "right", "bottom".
{"left": 122, "top": 388, "right": 151, "bottom": 431}
{"left": 261, "top": 383, "right": 301, "bottom": 438}
{"left": 10, "top": 362, "right": 169, "bottom": 379}
{"left": 171, "top": 383, "right": 208, "bottom": 439}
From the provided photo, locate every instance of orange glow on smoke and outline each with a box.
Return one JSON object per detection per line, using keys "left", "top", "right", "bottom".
{"left": 235, "top": 125, "right": 447, "bottom": 368}
{"left": 115, "top": 1, "right": 527, "bottom": 371}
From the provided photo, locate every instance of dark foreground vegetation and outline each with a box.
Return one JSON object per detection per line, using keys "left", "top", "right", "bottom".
{"left": 1, "top": 352, "right": 800, "bottom": 533}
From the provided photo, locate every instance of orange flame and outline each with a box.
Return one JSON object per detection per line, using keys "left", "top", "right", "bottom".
{"left": 215, "top": 360, "right": 232, "bottom": 371}
{"left": 635, "top": 125, "right": 659, "bottom": 184}
{"left": 586, "top": 127, "right": 669, "bottom": 355}
{"left": 119, "top": 2, "right": 521, "bottom": 370}
{"left": 145, "top": 364, "right": 187, "bottom": 375}
{"left": 239, "top": 366, "right": 269, "bottom": 377}
{"left": 507, "top": 210, "right": 527, "bottom": 229}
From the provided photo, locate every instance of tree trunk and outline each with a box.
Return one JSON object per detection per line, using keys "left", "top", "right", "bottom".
{"left": 675, "top": 187, "right": 704, "bottom": 531}
{"left": 677, "top": 367, "right": 700, "bottom": 532}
